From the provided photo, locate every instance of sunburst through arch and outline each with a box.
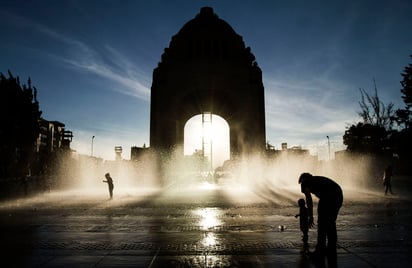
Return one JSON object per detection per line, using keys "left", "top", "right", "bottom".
{"left": 184, "top": 113, "right": 230, "bottom": 170}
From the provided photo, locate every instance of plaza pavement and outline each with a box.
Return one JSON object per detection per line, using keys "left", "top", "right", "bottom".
{"left": 0, "top": 178, "right": 411, "bottom": 268}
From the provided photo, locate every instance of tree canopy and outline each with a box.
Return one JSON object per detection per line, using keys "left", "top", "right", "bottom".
{"left": 343, "top": 122, "right": 387, "bottom": 154}
{"left": 343, "top": 55, "right": 412, "bottom": 174}
{"left": 396, "top": 55, "right": 412, "bottom": 129}
{"left": 344, "top": 80, "right": 395, "bottom": 154}
{"left": 358, "top": 79, "right": 395, "bottom": 131}
{"left": 0, "top": 71, "right": 42, "bottom": 178}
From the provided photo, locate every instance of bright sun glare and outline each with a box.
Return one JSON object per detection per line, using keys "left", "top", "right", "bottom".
{"left": 184, "top": 113, "right": 230, "bottom": 169}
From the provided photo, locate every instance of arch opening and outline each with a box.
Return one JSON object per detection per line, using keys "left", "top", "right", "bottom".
{"left": 184, "top": 113, "right": 230, "bottom": 171}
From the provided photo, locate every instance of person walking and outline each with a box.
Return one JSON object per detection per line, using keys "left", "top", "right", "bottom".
{"left": 298, "top": 172, "right": 343, "bottom": 263}
{"left": 383, "top": 165, "right": 394, "bottom": 195}
{"left": 103, "top": 172, "right": 114, "bottom": 199}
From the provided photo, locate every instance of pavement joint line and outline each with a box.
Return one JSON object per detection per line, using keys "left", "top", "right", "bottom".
{"left": 148, "top": 247, "right": 160, "bottom": 268}
{"left": 337, "top": 243, "right": 378, "bottom": 268}
{"left": 92, "top": 254, "right": 106, "bottom": 268}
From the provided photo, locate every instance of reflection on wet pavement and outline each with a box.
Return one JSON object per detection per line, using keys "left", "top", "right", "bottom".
{"left": 0, "top": 179, "right": 411, "bottom": 267}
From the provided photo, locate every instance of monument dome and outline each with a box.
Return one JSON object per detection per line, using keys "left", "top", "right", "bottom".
{"left": 150, "top": 7, "right": 266, "bottom": 162}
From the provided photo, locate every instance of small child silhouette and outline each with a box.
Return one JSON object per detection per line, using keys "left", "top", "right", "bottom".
{"left": 102, "top": 172, "right": 114, "bottom": 199}
{"left": 295, "top": 198, "right": 309, "bottom": 251}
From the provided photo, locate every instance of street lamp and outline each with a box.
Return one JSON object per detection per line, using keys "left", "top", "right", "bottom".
{"left": 91, "top": 136, "right": 95, "bottom": 157}
{"left": 326, "top": 135, "right": 330, "bottom": 161}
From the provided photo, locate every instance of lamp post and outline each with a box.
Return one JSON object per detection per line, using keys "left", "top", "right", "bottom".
{"left": 326, "top": 135, "right": 330, "bottom": 161}
{"left": 91, "top": 136, "right": 95, "bottom": 157}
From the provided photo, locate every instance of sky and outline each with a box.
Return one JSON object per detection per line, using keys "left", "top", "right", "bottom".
{"left": 1, "top": 0, "right": 411, "bottom": 162}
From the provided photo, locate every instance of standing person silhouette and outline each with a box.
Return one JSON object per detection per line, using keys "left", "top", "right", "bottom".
{"left": 298, "top": 172, "right": 343, "bottom": 264}
{"left": 102, "top": 173, "right": 114, "bottom": 199}
{"left": 383, "top": 165, "right": 394, "bottom": 195}
{"left": 295, "top": 198, "right": 309, "bottom": 252}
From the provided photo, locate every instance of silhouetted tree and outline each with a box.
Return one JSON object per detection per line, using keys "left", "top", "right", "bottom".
{"left": 395, "top": 55, "right": 412, "bottom": 129}
{"left": 343, "top": 122, "right": 387, "bottom": 153}
{"left": 392, "top": 55, "right": 412, "bottom": 173}
{"left": 344, "top": 80, "right": 395, "bottom": 154}
{"left": 344, "top": 57, "right": 412, "bottom": 173}
{"left": 0, "top": 71, "right": 42, "bottom": 178}
{"left": 358, "top": 79, "right": 395, "bottom": 131}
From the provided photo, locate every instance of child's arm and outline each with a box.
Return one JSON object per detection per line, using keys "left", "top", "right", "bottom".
{"left": 302, "top": 189, "right": 314, "bottom": 228}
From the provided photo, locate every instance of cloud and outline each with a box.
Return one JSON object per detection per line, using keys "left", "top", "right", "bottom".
{"left": 263, "top": 76, "right": 359, "bottom": 150}
{"left": 62, "top": 54, "right": 150, "bottom": 101}
{"left": 4, "top": 11, "right": 151, "bottom": 102}
{"left": 57, "top": 42, "right": 151, "bottom": 102}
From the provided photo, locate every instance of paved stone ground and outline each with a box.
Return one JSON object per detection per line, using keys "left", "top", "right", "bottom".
{"left": 0, "top": 178, "right": 411, "bottom": 268}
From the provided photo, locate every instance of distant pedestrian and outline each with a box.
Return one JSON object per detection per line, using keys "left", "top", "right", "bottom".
{"left": 21, "top": 176, "right": 29, "bottom": 196}
{"left": 383, "top": 165, "right": 394, "bottom": 195}
{"left": 298, "top": 172, "right": 343, "bottom": 262}
{"left": 295, "top": 198, "right": 309, "bottom": 251}
{"left": 102, "top": 173, "right": 114, "bottom": 199}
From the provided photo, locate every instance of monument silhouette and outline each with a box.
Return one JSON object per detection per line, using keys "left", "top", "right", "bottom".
{"left": 150, "top": 7, "right": 266, "bottom": 164}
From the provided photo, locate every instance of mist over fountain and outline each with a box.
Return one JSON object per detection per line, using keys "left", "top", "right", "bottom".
{"left": 0, "top": 148, "right": 395, "bottom": 214}
{"left": 0, "top": 7, "right": 394, "bottom": 208}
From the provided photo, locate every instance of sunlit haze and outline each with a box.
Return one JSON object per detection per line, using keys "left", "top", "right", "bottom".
{"left": 184, "top": 114, "right": 230, "bottom": 168}
{"left": 0, "top": 151, "right": 393, "bottom": 208}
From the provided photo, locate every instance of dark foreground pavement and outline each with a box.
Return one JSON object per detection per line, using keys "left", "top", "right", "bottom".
{"left": 0, "top": 179, "right": 411, "bottom": 268}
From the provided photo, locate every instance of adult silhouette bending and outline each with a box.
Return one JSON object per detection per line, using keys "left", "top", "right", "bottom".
{"left": 298, "top": 172, "right": 343, "bottom": 262}
{"left": 103, "top": 172, "right": 114, "bottom": 199}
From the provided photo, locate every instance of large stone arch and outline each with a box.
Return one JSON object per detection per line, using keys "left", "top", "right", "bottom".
{"left": 150, "top": 7, "right": 266, "bottom": 160}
